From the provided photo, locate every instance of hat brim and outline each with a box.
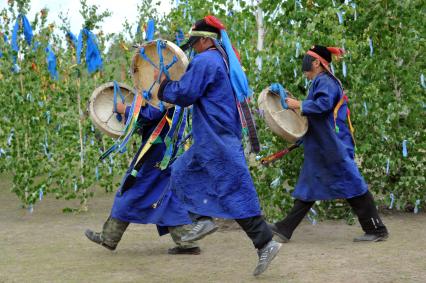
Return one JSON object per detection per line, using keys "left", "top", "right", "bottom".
{"left": 180, "top": 36, "right": 200, "bottom": 51}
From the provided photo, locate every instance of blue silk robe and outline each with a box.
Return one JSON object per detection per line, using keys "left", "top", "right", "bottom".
{"left": 293, "top": 72, "right": 368, "bottom": 201}
{"left": 110, "top": 104, "right": 192, "bottom": 232}
{"left": 158, "top": 50, "right": 261, "bottom": 219}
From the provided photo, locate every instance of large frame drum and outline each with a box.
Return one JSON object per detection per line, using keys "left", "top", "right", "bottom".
{"left": 258, "top": 87, "right": 308, "bottom": 143}
{"left": 131, "top": 40, "right": 189, "bottom": 109}
{"left": 88, "top": 82, "right": 135, "bottom": 138}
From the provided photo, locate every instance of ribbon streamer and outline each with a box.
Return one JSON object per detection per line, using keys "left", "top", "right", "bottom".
{"left": 389, "top": 193, "right": 395, "bottom": 209}
{"left": 145, "top": 19, "right": 155, "bottom": 41}
{"left": 336, "top": 10, "right": 344, "bottom": 25}
{"left": 414, "top": 200, "right": 420, "bottom": 214}
{"left": 76, "top": 28, "right": 103, "bottom": 74}
{"left": 45, "top": 44, "right": 58, "bottom": 80}
{"left": 11, "top": 14, "right": 33, "bottom": 52}
{"left": 369, "top": 38, "right": 374, "bottom": 57}
{"left": 402, "top": 140, "right": 408, "bottom": 157}
{"left": 295, "top": 41, "right": 301, "bottom": 57}
{"left": 342, "top": 61, "right": 347, "bottom": 77}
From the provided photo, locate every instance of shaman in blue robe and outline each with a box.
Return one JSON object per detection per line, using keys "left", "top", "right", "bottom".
{"left": 110, "top": 104, "right": 192, "bottom": 234}
{"left": 293, "top": 72, "right": 368, "bottom": 201}
{"left": 158, "top": 49, "right": 261, "bottom": 219}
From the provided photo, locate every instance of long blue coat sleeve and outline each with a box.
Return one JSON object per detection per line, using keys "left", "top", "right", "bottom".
{"left": 124, "top": 104, "right": 164, "bottom": 125}
{"left": 159, "top": 56, "right": 216, "bottom": 107}
{"left": 301, "top": 79, "right": 338, "bottom": 116}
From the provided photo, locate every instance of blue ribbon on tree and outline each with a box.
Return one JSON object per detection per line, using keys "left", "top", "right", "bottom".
{"left": 402, "top": 140, "right": 408, "bottom": 157}
{"left": 11, "top": 14, "right": 33, "bottom": 52}
{"left": 175, "top": 29, "right": 185, "bottom": 46}
{"left": 76, "top": 28, "right": 103, "bottom": 74}
{"left": 369, "top": 37, "right": 374, "bottom": 57}
{"left": 45, "top": 44, "right": 58, "bottom": 80}
{"left": 66, "top": 31, "right": 78, "bottom": 48}
{"left": 269, "top": 83, "right": 288, "bottom": 109}
{"left": 145, "top": 19, "right": 155, "bottom": 41}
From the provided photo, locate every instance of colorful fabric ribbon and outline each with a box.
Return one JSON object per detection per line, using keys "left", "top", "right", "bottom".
{"left": 100, "top": 94, "right": 143, "bottom": 161}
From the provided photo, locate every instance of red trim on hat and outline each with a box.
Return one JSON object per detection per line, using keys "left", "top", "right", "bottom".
{"left": 326, "top": 47, "right": 345, "bottom": 57}
{"left": 204, "top": 15, "right": 226, "bottom": 30}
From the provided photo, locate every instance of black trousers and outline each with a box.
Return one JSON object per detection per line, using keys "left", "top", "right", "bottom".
{"left": 275, "top": 191, "right": 388, "bottom": 239}
{"left": 189, "top": 212, "right": 272, "bottom": 249}
{"left": 235, "top": 215, "right": 273, "bottom": 250}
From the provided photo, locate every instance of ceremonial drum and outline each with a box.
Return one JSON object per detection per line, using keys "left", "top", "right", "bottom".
{"left": 258, "top": 87, "right": 308, "bottom": 143}
{"left": 131, "top": 40, "right": 189, "bottom": 109}
{"left": 88, "top": 82, "right": 135, "bottom": 138}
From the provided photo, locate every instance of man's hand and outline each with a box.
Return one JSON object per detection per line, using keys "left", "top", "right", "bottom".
{"left": 114, "top": 102, "right": 127, "bottom": 114}
{"left": 285, "top": 97, "right": 301, "bottom": 109}
{"left": 154, "top": 69, "right": 166, "bottom": 83}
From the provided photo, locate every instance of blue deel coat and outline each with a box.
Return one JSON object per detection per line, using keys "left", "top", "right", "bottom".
{"left": 110, "top": 104, "right": 192, "bottom": 235}
{"left": 293, "top": 72, "right": 368, "bottom": 201}
{"left": 158, "top": 49, "right": 262, "bottom": 219}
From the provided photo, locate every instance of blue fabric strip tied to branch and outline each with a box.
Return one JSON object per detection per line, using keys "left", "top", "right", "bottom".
{"left": 66, "top": 31, "right": 78, "bottom": 48}
{"left": 76, "top": 28, "right": 103, "bottom": 74}
{"left": 11, "top": 14, "right": 33, "bottom": 52}
{"left": 45, "top": 44, "right": 58, "bottom": 80}
{"left": 145, "top": 19, "right": 155, "bottom": 41}
{"left": 175, "top": 29, "right": 185, "bottom": 46}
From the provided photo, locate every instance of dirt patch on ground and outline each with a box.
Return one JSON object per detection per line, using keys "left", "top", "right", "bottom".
{"left": 1, "top": 176, "right": 425, "bottom": 283}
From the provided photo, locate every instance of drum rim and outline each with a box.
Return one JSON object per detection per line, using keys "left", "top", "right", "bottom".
{"left": 89, "top": 81, "right": 135, "bottom": 139}
{"left": 258, "top": 87, "right": 308, "bottom": 142}
{"left": 131, "top": 40, "right": 189, "bottom": 109}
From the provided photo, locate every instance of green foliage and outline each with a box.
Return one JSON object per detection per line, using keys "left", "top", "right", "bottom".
{"left": 0, "top": 0, "right": 424, "bottom": 219}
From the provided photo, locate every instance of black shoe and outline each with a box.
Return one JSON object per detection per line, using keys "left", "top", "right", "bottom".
{"left": 267, "top": 223, "right": 290, "bottom": 243}
{"left": 84, "top": 229, "right": 116, "bottom": 251}
{"left": 253, "top": 240, "right": 282, "bottom": 276}
{"left": 353, "top": 233, "right": 389, "bottom": 242}
{"left": 181, "top": 220, "right": 219, "bottom": 242}
{"left": 167, "top": 246, "right": 201, "bottom": 255}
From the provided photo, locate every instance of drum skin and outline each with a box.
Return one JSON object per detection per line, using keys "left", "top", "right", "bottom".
{"left": 258, "top": 87, "right": 308, "bottom": 143}
{"left": 131, "top": 40, "right": 189, "bottom": 109}
{"left": 89, "top": 82, "right": 135, "bottom": 138}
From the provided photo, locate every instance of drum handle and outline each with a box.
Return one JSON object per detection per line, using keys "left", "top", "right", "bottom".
{"left": 113, "top": 81, "right": 126, "bottom": 122}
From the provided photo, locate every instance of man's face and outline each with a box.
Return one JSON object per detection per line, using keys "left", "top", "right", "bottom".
{"left": 192, "top": 38, "right": 203, "bottom": 53}
{"left": 303, "top": 59, "right": 320, "bottom": 80}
